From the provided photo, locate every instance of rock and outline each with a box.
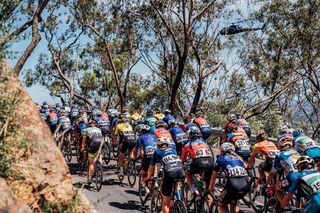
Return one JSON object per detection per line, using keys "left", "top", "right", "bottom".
{"left": 0, "top": 178, "right": 32, "bottom": 213}
{"left": 0, "top": 61, "right": 82, "bottom": 212}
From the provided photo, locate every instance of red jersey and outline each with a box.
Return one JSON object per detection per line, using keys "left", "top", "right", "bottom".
{"left": 181, "top": 139, "right": 212, "bottom": 163}
{"left": 193, "top": 117, "right": 210, "bottom": 128}
{"left": 154, "top": 128, "right": 172, "bottom": 139}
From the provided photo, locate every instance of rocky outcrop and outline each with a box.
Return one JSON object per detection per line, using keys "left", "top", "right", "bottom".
{"left": 0, "top": 61, "right": 90, "bottom": 212}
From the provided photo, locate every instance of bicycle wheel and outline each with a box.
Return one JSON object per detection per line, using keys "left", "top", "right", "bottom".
{"left": 93, "top": 161, "right": 103, "bottom": 191}
{"left": 65, "top": 140, "right": 72, "bottom": 163}
{"left": 116, "top": 159, "right": 124, "bottom": 183}
{"left": 78, "top": 151, "right": 87, "bottom": 173}
{"left": 172, "top": 200, "right": 188, "bottom": 213}
{"left": 127, "top": 159, "right": 137, "bottom": 188}
{"left": 264, "top": 198, "right": 278, "bottom": 213}
{"left": 102, "top": 143, "right": 111, "bottom": 165}
{"left": 249, "top": 178, "right": 266, "bottom": 213}
{"left": 208, "top": 196, "right": 219, "bottom": 213}
{"left": 181, "top": 182, "right": 194, "bottom": 210}
{"left": 203, "top": 191, "right": 215, "bottom": 213}
{"left": 112, "top": 143, "right": 118, "bottom": 159}
{"left": 151, "top": 189, "right": 162, "bottom": 213}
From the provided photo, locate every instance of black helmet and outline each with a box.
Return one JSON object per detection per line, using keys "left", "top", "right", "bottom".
{"left": 256, "top": 130, "right": 268, "bottom": 142}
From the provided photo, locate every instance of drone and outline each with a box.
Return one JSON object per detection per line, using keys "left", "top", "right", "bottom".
{"left": 220, "top": 23, "right": 266, "bottom": 35}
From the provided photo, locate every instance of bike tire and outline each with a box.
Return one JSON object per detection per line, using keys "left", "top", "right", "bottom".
{"left": 249, "top": 177, "right": 266, "bottom": 213}
{"left": 127, "top": 160, "right": 137, "bottom": 188}
{"left": 172, "top": 200, "right": 188, "bottom": 213}
{"left": 93, "top": 161, "right": 103, "bottom": 191}
{"left": 65, "top": 141, "right": 72, "bottom": 163}
{"left": 208, "top": 196, "right": 219, "bottom": 213}
{"left": 102, "top": 144, "right": 111, "bottom": 165}
{"left": 181, "top": 182, "right": 194, "bottom": 210}
{"left": 116, "top": 159, "right": 124, "bottom": 183}
{"left": 264, "top": 197, "right": 278, "bottom": 213}
{"left": 78, "top": 151, "right": 87, "bottom": 173}
{"left": 151, "top": 189, "right": 162, "bottom": 213}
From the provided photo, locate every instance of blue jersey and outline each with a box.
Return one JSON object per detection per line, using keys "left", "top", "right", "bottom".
{"left": 151, "top": 147, "right": 180, "bottom": 166}
{"left": 163, "top": 114, "right": 175, "bottom": 124}
{"left": 272, "top": 150, "right": 300, "bottom": 174}
{"left": 71, "top": 108, "right": 78, "bottom": 118}
{"left": 144, "top": 116, "right": 157, "bottom": 133}
{"left": 305, "top": 147, "right": 320, "bottom": 160}
{"left": 185, "top": 122, "right": 197, "bottom": 131}
{"left": 169, "top": 126, "right": 189, "bottom": 145}
{"left": 288, "top": 170, "right": 320, "bottom": 197}
{"left": 58, "top": 116, "right": 71, "bottom": 131}
{"left": 136, "top": 133, "right": 157, "bottom": 157}
{"left": 213, "top": 153, "right": 246, "bottom": 177}
{"left": 77, "top": 123, "right": 88, "bottom": 134}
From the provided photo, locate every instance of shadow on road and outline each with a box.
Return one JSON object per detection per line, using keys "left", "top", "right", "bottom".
{"left": 109, "top": 200, "right": 146, "bottom": 212}
{"left": 124, "top": 189, "right": 140, "bottom": 197}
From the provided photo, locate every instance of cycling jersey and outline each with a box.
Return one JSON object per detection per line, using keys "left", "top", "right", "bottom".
{"left": 213, "top": 153, "right": 247, "bottom": 177}
{"left": 144, "top": 116, "right": 157, "bottom": 133}
{"left": 83, "top": 127, "right": 102, "bottom": 141}
{"left": 252, "top": 140, "right": 279, "bottom": 158}
{"left": 169, "top": 126, "right": 188, "bottom": 145}
{"left": 183, "top": 122, "right": 197, "bottom": 132}
{"left": 272, "top": 150, "right": 301, "bottom": 175}
{"left": 47, "top": 112, "right": 58, "bottom": 126}
{"left": 181, "top": 138, "right": 212, "bottom": 162}
{"left": 226, "top": 132, "right": 251, "bottom": 160}
{"left": 287, "top": 170, "right": 320, "bottom": 213}
{"left": 40, "top": 108, "right": 49, "bottom": 120}
{"left": 83, "top": 127, "right": 103, "bottom": 156}
{"left": 136, "top": 133, "right": 157, "bottom": 158}
{"left": 114, "top": 123, "right": 135, "bottom": 144}
{"left": 193, "top": 117, "right": 210, "bottom": 128}
{"left": 154, "top": 113, "right": 165, "bottom": 120}
{"left": 76, "top": 123, "right": 88, "bottom": 135}
{"left": 163, "top": 114, "right": 175, "bottom": 124}
{"left": 71, "top": 108, "right": 78, "bottom": 118}
{"left": 154, "top": 128, "right": 172, "bottom": 139}
{"left": 58, "top": 116, "right": 71, "bottom": 131}
{"left": 94, "top": 115, "right": 110, "bottom": 134}
{"left": 131, "top": 113, "right": 142, "bottom": 122}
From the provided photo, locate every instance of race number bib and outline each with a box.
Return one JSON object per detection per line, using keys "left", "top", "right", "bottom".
{"left": 195, "top": 149, "right": 212, "bottom": 158}
{"left": 228, "top": 166, "right": 246, "bottom": 177}
{"left": 176, "top": 133, "right": 187, "bottom": 143}
{"left": 123, "top": 130, "right": 135, "bottom": 140}
{"left": 200, "top": 122, "right": 210, "bottom": 128}
{"left": 302, "top": 173, "right": 320, "bottom": 194}
{"left": 268, "top": 150, "right": 280, "bottom": 158}
{"left": 145, "top": 145, "right": 155, "bottom": 156}
{"left": 162, "top": 154, "right": 180, "bottom": 164}
{"left": 304, "top": 139, "right": 316, "bottom": 149}
{"left": 235, "top": 139, "right": 250, "bottom": 151}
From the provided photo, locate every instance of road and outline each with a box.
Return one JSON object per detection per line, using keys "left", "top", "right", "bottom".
{"left": 70, "top": 148, "right": 256, "bottom": 213}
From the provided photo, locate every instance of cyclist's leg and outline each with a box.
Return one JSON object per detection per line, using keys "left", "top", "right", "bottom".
{"left": 141, "top": 157, "right": 151, "bottom": 185}
{"left": 161, "top": 175, "right": 174, "bottom": 213}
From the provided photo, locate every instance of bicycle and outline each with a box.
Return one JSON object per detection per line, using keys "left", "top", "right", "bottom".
{"left": 151, "top": 178, "right": 188, "bottom": 213}
{"left": 182, "top": 173, "right": 215, "bottom": 213}
{"left": 265, "top": 197, "right": 303, "bottom": 213}
{"left": 102, "top": 133, "right": 112, "bottom": 165}
{"left": 139, "top": 176, "right": 161, "bottom": 206}
{"left": 116, "top": 149, "right": 138, "bottom": 188}
{"left": 78, "top": 140, "right": 105, "bottom": 191}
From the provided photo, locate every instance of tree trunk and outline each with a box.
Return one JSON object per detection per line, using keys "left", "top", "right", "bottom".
{"left": 190, "top": 77, "right": 203, "bottom": 114}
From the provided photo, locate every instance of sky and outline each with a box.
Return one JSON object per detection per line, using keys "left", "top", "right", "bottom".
{"left": 7, "top": 0, "right": 254, "bottom": 105}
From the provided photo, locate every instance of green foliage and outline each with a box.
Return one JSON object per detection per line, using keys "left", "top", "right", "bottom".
{"left": 0, "top": 74, "right": 22, "bottom": 177}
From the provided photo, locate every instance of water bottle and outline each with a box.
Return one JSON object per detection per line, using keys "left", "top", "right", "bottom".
{"left": 175, "top": 188, "right": 181, "bottom": 200}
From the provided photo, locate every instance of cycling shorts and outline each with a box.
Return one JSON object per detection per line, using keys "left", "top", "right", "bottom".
{"left": 220, "top": 176, "right": 249, "bottom": 205}
{"left": 243, "top": 127, "right": 251, "bottom": 138}
{"left": 189, "top": 157, "right": 214, "bottom": 187}
{"left": 304, "top": 193, "right": 320, "bottom": 213}
{"left": 161, "top": 167, "right": 185, "bottom": 197}
{"left": 141, "top": 157, "right": 152, "bottom": 172}
{"left": 88, "top": 141, "right": 101, "bottom": 157}
{"left": 119, "top": 141, "right": 136, "bottom": 154}
{"left": 259, "top": 157, "right": 275, "bottom": 172}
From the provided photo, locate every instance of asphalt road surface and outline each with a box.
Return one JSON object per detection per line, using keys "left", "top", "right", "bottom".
{"left": 70, "top": 148, "right": 256, "bottom": 213}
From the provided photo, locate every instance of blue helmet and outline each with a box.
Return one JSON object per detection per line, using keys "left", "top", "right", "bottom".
{"left": 293, "top": 128, "right": 304, "bottom": 138}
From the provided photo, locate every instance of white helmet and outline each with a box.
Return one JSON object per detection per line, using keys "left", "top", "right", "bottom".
{"left": 220, "top": 142, "right": 235, "bottom": 153}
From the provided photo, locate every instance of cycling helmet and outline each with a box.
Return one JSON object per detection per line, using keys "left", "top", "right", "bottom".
{"left": 78, "top": 117, "right": 85, "bottom": 124}
{"left": 96, "top": 111, "right": 102, "bottom": 116}
{"left": 49, "top": 108, "right": 56, "bottom": 113}
{"left": 293, "top": 128, "right": 305, "bottom": 138}
{"left": 122, "top": 106, "right": 129, "bottom": 113}
{"left": 155, "top": 107, "right": 161, "bottom": 113}
{"left": 164, "top": 109, "right": 171, "bottom": 114}
{"left": 278, "top": 136, "right": 293, "bottom": 150}
{"left": 146, "top": 110, "right": 153, "bottom": 117}
{"left": 295, "top": 156, "right": 314, "bottom": 172}
{"left": 141, "top": 125, "right": 151, "bottom": 134}
{"left": 189, "top": 126, "right": 201, "bottom": 138}
{"left": 235, "top": 113, "right": 241, "bottom": 119}
{"left": 43, "top": 101, "right": 48, "bottom": 105}
{"left": 168, "top": 119, "right": 177, "bottom": 126}
{"left": 284, "top": 122, "right": 292, "bottom": 128}
{"left": 155, "top": 120, "right": 165, "bottom": 128}
{"left": 43, "top": 104, "right": 49, "bottom": 109}
{"left": 295, "top": 137, "right": 316, "bottom": 153}
{"left": 227, "top": 113, "right": 237, "bottom": 121}
{"left": 60, "top": 109, "right": 66, "bottom": 115}
{"left": 88, "top": 119, "right": 96, "bottom": 126}
{"left": 220, "top": 142, "right": 235, "bottom": 153}
{"left": 256, "top": 130, "right": 268, "bottom": 142}
{"left": 55, "top": 103, "right": 61, "bottom": 107}
{"left": 278, "top": 125, "right": 289, "bottom": 134}
{"left": 157, "top": 137, "right": 170, "bottom": 148}
{"left": 118, "top": 114, "right": 127, "bottom": 123}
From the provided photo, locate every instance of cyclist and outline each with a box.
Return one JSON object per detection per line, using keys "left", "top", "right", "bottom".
{"left": 70, "top": 106, "right": 78, "bottom": 124}
{"left": 225, "top": 121, "right": 251, "bottom": 161}
{"left": 209, "top": 143, "right": 249, "bottom": 213}
{"left": 55, "top": 103, "right": 61, "bottom": 112}
{"left": 132, "top": 125, "right": 157, "bottom": 195}
{"left": 46, "top": 108, "right": 58, "bottom": 134}
{"left": 168, "top": 120, "right": 188, "bottom": 156}
{"left": 93, "top": 111, "right": 110, "bottom": 136}
{"left": 154, "top": 120, "right": 175, "bottom": 149}
{"left": 130, "top": 110, "right": 142, "bottom": 128}
{"left": 114, "top": 114, "right": 136, "bottom": 176}
{"left": 294, "top": 130, "right": 320, "bottom": 164}
{"left": 181, "top": 126, "right": 214, "bottom": 199}
{"left": 40, "top": 102, "right": 50, "bottom": 120}
{"left": 235, "top": 113, "right": 251, "bottom": 138}
{"left": 54, "top": 109, "right": 72, "bottom": 150}
{"left": 182, "top": 115, "right": 197, "bottom": 133}
{"left": 247, "top": 130, "right": 279, "bottom": 185}
{"left": 147, "top": 137, "right": 185, "bottom": 213}
{"left": 81, "top": 120, "right": 103, "bottom": 183}
{"left": 193, "top": 110, "right": 212, "bottom": 140}
{"left": 163, "top": 109, "right": 175, "bottom": 125}
{"left": 154, "top": 107, "right": 165, "bottom": 120}
{"left": 221, "top": 114, "right": 238, "bottom": 142}
{"left": 281, "top": 156, "right": 320, "bottom": 212}
{"left": 122, "top": 106, "right": 131, "bottom": 122}
{"left": 278, "top": 124, "right": 293, "bottom": 139}
{"left": 144, "top": 110, "right": 157, "bottom": 133}
{"left": 266, "top": 135, "right": 301, "bottom": 202}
